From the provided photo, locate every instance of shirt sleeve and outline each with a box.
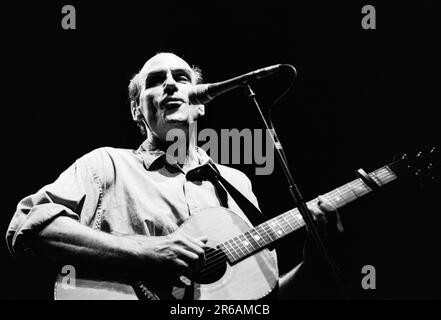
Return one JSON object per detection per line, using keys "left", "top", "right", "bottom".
{"left": 5, "top": 151, "right": 104, "bottom": 259}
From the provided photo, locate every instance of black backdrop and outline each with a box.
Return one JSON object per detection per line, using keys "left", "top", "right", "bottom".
{"left": 2, "top": 1, "right": 440, "bottom": 299}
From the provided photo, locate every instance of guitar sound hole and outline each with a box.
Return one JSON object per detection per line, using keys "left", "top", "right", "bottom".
{"left": 193, "top": 246, "right": 227, "bottom": 284}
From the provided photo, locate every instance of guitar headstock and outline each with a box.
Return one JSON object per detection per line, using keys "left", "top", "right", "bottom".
{"left": 391, "top": 146, "right": 439, "bottom": 187}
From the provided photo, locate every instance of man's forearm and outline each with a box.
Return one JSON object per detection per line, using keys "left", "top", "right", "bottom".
{"left": 33, "top": 216, "right": 148, "bottom": 279}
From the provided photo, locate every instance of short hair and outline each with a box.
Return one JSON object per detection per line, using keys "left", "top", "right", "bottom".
{"left": 128, "top": 53, "right": 203, "bottom": 137}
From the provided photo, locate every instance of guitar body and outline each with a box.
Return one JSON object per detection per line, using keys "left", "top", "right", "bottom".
{"left": 54, "top": 207, "right": 279, "bottom": 300}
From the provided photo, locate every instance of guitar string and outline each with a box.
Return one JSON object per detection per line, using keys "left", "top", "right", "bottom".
{"left": 199, "top": 249, "right": 226, "bottom": 273}
{"left": 198, "top": 254, "right": 227, "bottom": 275}
{"left": 203, "top": 213, "right": 300, "bottom": 263}
{"left": 199, "top": 170, "right": 393, "bottom": 276}
{"left": 200, "top": 178, "right": 375, "bottom": 265}
{"left": 202, "top": 227, "right": 276, "bottom": 269}
{"left": 201, "top": 216, "right": 302, "bottom": 273}
{"left": 199, "top": 214, "right": 304, "bottom": 275}
{"left": 202, "top": 214, "right": 297, "bottom": 261}
{"left": 201, "top": 206, "right": 369, "bottom": 275}
{"left": 202, "top": 177, "right": 373, "bottom": 266}
{"left": 201, "top": 177, "right": 368, "bottom": 267}
{"left": 199, "top": 214, "right": 307, "bottom": 275}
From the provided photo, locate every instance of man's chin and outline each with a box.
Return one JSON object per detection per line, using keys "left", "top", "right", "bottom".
{"left": 165, "top": 117, "right": 188, "bottom": 125}
{"left": 162, "top": 107, "right": 199, "bottom": 126}
{"left": 162, "top": 118, "right": 191, "bottom": 132}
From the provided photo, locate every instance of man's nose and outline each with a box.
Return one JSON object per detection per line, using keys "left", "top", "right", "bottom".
{"left": 163, "top": 74, "right": 178, "bottom": 94}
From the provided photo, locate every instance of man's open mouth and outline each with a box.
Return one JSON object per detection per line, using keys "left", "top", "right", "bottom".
{"left": 161, "top": 98, "right": 185, "bottom": 109}
{"left": 163, "top": 101, "right": 182, "bottom": 108}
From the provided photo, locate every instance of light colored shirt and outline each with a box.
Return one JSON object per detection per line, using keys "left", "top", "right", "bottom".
{"left": 6, "top": 140, "right": 261, "bottom": 258}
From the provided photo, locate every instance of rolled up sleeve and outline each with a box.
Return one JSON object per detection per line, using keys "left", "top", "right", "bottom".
{"left": 6, "top": 154, "right": 102, "bottom": 258}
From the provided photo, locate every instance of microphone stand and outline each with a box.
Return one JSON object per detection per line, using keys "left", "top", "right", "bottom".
{"left": 244, "top": 84, "right": 347, "bottom": 298}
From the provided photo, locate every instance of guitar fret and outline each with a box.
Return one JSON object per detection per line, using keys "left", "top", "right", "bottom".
{"left": 290, "top": 209, "right": 305, "bottom": 228}
{"left": 276, "top": 216, "right": 292, "bottom": 234}
{"left": 369, "top": 172, "right": 383, "bottom": 187}
{"left": 351, "top": 179, "right": 372, "bottom": 197}
{"left": 256, "top": 224, "right": 274, "bottom": 243}
{"left": 341, "top": 183, "right": 358, "bottom": 202}
{"left": 262, "top": 223, "right": 278, "bottom": 241}
{"left": 249, "top": 228, "right": 267, "bottom": 247}
{"left": 344, "top": 182, "right": 360, "bottom": 200}
{"left": 227, "top": 238, "right": 241, "bottom": 254}
{"left": 226, "top": 239, "right": 241, "bottom": 260}
{"left": 269, "top": 219, "right": 285, "bottom": 238}
{"left": 281, "top": 214, "right": 295, "bottom": 231}
{"left": 277, "top": 220, "right": 290, "bottom": 235}
{"left": 277, "top": 217, "right": 289, "bottom": 234}
{"left": 383, "top": 166, "right": 397, "bottom": 182}
{"left": 296, "top": 214, "right": 305, "bottom": 228}
{"left": 218, "top": 243, "right": 235, "bottom": 262}
{"left": 289, "top": 208, "right": 303, "bottom": 229}
{"left": 233, "top": 235, "right": 248, "bottom": 257}
{"left": 232, "top": 237, "right": 247, "bottom": 258}
{"left": 237, "top": 234, "right": 252, "bottom": 255}
{"left": 324, "top": 192, "right": 339, "bottom": 209}
{"left": 265, "top": 221, "right": 278, "bottom": 239}
{"left": 244, "top": 230, "right": 261, "bottom": 250}
{"left": 334, "top": 187, "right": 348, "bottom": 206}
{"left": 288, "top": 208, "right": 312, "bottom": 228}
{"left": 370, "top": 166, "right": 397, "bottom": 186}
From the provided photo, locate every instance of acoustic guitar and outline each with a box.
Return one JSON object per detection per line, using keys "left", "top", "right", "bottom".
{"left": 54, "top": 147, "right": 437, "bottom": 300}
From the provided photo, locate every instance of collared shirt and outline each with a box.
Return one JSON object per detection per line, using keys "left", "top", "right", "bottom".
{"left": 6, "top": 140, "right": 261, "bottom": 257}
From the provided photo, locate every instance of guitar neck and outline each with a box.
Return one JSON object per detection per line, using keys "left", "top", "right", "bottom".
{"left": 219, "top": 164, "right": 398, "bottom": 264}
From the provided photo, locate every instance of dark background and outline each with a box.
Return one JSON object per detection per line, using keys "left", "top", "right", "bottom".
{"left": 2, "top": 1, "right": 440, "bottom": 299}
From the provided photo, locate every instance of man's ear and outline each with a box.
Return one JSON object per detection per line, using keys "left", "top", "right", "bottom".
{"left": 130, "top": 101, "right": 142, "bottom": 121}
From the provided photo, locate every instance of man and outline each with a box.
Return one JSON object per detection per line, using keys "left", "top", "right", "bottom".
{"left": 6, "top": 52, "right": 336, "bottom": 299}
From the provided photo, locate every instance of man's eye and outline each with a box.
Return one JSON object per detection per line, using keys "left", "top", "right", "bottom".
{"left": 177, "top": 75, "right": 191, "bottom": 82}
{"left": 145, "top": 76, "right": 164, "bottom": 88}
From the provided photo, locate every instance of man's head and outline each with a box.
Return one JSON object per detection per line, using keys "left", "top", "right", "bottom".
{"left": 129, "top": 52, "right": 204, "bottom": 142}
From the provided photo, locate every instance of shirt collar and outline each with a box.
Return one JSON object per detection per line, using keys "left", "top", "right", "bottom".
{"left": 136, "top": 139, "right": 212, "bottom": 171}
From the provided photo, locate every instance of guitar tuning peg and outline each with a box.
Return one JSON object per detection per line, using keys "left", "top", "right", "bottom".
{"left": 416, "top": 151, "right": 422, "bottom": 158}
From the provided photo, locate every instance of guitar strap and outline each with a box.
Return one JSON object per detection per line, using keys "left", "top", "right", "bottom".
{"left": 204, "top": 161, "right": 267, "bottom": 226}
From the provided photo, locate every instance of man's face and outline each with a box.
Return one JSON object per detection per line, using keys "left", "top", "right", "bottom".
{"left": 135, "top": 53, "right": 204, "bottom": 141}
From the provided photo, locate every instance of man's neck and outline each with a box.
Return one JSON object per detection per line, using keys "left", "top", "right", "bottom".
{"left": 148, "top": 132, "right": 200, "bottom": 172}
{"left": 179, "top": 146, "right": 200, "bottom": 172}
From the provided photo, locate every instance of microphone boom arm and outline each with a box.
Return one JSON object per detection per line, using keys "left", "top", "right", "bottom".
{"left": 190, "top": 64, "right": 285, "bottom": 105}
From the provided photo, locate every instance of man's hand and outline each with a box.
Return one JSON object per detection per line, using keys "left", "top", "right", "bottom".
{"left": 307, "top": 195, "right": 344, "bottom": 235}
{"left": 303, "top": 195, "right": 344, "bottom": 262}
{"left": 133, "top": 230, "right": 208, "bottom": 278}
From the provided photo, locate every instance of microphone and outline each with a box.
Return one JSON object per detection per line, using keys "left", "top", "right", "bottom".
{"left": 189, "top": 64, "right": 290, "bottom": 105}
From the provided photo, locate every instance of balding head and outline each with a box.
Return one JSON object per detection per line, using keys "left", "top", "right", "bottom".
{"left": 129, "top": 52, "right": 202, "bottom": 105}
{"left": 128, "top": 52, "right": 205, "bottom": 140}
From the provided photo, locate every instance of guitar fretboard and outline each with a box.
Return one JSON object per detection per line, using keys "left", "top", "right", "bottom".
{"left": 218, "top": 165, "right": 397, "bottom": 264}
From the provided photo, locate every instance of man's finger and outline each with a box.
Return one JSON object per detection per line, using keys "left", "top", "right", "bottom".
{"left": 196, "top": 236, "right": 208, "bottom": 245}
{"left": 318, "top": 195, "right": 345, "bottom": 233}
{"left": 317, "top": 195, "right": 336, "bottom": 213}
{"left": 307, "top": 202, "right": 324, "bottom": 217}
